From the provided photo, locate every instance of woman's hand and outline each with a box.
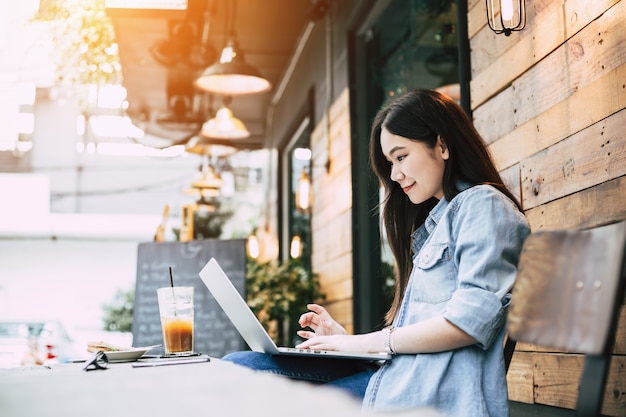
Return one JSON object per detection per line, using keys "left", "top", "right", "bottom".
{"left": 295, "top": 333, "right": 381, "bottom": 354}
{"left": 296, "top": 303, "right": 348, "bottom": 339}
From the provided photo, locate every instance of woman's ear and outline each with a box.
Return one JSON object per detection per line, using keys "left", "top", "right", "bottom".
{"left": 437, "top": 135, "right": 450, "bottom": 161}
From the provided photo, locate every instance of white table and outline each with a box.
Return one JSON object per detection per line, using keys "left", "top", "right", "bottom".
{"left": 0, "top": 357, "right": 443, "bottom": 417}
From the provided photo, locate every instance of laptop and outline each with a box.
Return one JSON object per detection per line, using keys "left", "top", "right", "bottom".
{"left": 198, "top": 258, "right": 391, "bottom": 361}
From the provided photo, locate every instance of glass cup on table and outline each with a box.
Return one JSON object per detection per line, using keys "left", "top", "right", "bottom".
{"left": 157, "top": 286, "right": 194, "bottom": 356}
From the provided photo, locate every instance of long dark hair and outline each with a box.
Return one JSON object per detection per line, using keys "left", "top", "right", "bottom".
{"left": 369, "top": 89, "right": 522, "bottom": 325}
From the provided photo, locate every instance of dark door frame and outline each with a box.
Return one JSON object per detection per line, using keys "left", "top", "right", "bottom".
{"left": 347, "top": 0, "right": 389, "bottom": 333}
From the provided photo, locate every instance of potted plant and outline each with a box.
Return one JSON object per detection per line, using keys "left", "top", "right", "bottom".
{"left": 245, "top": 258, "right": 325, "bottom": 347}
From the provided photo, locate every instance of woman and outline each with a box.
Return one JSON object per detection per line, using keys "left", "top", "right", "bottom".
{"left": 223, "top": 89, "right": 530, "bottom": 417}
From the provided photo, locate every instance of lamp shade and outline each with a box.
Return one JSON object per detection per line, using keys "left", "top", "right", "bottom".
{"left": 201, "top": 107, "right": 250, "bottom": 140}
{"left": 195, "top": 61, "right": 272, "bottom": 96}
{"left": 194, "top": 43, "right": 272, "bottom": 96}
{"left": 191, "top": 168, "right": 222, "bottom": 191}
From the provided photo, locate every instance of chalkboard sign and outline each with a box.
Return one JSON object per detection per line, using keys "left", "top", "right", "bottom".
{"left": 132, "top": 239, "right": 247, "bottom": 357}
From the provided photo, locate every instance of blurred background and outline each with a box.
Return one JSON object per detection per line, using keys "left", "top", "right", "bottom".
{"left": 0, "top": 0, "right": 278, "bottom": 364}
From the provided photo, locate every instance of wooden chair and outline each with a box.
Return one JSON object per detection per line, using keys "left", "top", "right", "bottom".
{"left": 504, "top": 220, "right": 626, "bottom": 417}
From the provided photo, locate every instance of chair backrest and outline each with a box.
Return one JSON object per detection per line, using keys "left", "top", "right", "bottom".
{"left": 505, "top": 219, "right": 626, "bottom": 416}
{"left": 507, "top": 220, "right": 626, "bottom": 354}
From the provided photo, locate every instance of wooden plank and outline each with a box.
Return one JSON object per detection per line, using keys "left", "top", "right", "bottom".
{"left": 507, "top": 352, "right": 626, "bottom": 415}
{"left": 325, "top": 298, "right": 353, "bottom": 334}
{"left": 467, "top": 0, "right": 486, "bottom": 39}
{"left": 499, "top": 163, "right": 522, "bottom": 205}
{"left": 615, "top": 305, "right": 626, "bottom": 355}
{"left": 328, "top": 117, "right": 352, "bottom": 174}
{"left": 309, "top": 89, "right": 354, "bottom": 329}
{"left": 328, "top": 87, "right": 349, "bottom": 124}
{"left": 313, "top": 252, "right": 352, "bottom": 287}
{"left": 602, "top": 355, "right": 626, "bottom": 416}
{"left": 485, "top": 63, "right": 626, "bottom": 170}
{"left": 474, "top": 0, "right": 625, "bottom": 138}
{"left": 312, "top": 163, "right": 352, "bottom": 224}
{"left": 534, "top": 353, "right": 585, "bottom": 409}
{"left": 319, "top": 278, "right": 353, "bottom": 305}
{"left": 474, "top": 86, "right": 515, "bottom": 146}
{"left": 468, "top": 0, "right": 552, "bottom": 72}
{"left": 537, "top": 354, "right": 626, "bottom": 415}
{"left": 312, "top": 88, "right": 351, "bottom": 177}
{"left": 513, "top": 341, "right": 568, "bottom": 354}
{"left": 510, "top": 1, "right": 626, "bottom": 132}
{"left": 471, "top": 0, "right": 557, "bottom": 107}
{"left": 520, "top": 110, "right": 626, "bottom": 210}
{"left": 521, "top": 176, "right": 626, "bottom": 360}
{"left": 328, "top": 95, "right": 352, "bottom": 175}
{"left": 508, "top": 304, "right": 626, "bottom": 356}
{"left": 311, "top": 87, "right": 352, "bottom": 233}
{"left": 524, "top": 176, "right": 626, "bottom": 232}
{"left": 507, "top": 224, "right": 626, "bottom": 355}
{"left": 313, "top": 208, "right": 352, "bottom": 264}
{"left": 506, "top": 351, "right": 535, "bottom": 403}
{"left": 471, "top": 0, "right": 621, "bottom": 108}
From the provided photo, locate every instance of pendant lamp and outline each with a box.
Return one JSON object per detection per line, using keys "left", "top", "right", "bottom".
{"left": 194, "top": 0, "right": 270, "bottom": 95}
{"left": 486, "top": 0, "right": 526, "bottom": 36}
{"left": 185, "top": 156, "right": 223, "bottom": 204}
{"left": 194, "top": 39, "right": 272, "bottom": 96}
{"left": 200, "top": 104, "right": 250, "bottom": 140}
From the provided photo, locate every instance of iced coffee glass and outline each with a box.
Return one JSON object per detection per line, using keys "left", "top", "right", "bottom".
{"left": 157, "top": 286, "right": 194, "bottom": 356}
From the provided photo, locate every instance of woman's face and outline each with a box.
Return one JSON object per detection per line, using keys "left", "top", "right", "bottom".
{"left": 380, "top": 127, "right": 449, "bottom": 204}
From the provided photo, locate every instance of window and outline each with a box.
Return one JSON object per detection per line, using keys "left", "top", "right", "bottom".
{"left": 282, "top": 118, "right": 312, "bottom": 270}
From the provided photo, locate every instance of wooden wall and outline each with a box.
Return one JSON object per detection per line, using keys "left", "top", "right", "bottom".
{"left": 468, "top": 0, "right": 626, "bottom": 414}
{"left": 310, "top": 88, "right": 355, "bottom": 333}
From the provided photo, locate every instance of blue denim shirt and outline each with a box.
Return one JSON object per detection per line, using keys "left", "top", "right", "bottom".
{"left": 362, "top": 184, "right": 530, "bottom": 417}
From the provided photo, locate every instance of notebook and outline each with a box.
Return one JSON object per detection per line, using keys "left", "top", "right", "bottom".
{"left": 198, "top": 258, "right": 391, "bottom": 361}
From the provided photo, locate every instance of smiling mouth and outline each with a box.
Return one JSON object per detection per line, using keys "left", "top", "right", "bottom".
{"left": 402, "top": 184, "right": 414, "bottom": 193}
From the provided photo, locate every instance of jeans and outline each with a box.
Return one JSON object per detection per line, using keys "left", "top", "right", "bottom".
{"left": 221, "top": 351, "right": 379, "bottom": 399}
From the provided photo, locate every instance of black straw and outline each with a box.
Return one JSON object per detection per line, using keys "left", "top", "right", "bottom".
{"left": 169, "top": 266, "right": 177, "bottom": 316}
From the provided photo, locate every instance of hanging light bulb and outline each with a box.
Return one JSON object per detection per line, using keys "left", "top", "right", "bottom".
{"left": 486, "top": 0, "right": 526, "bottom": 36}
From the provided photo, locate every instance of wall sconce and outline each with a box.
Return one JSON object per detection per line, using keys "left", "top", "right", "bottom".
{"left": 247, "top": 233, "right": 260, "bottom": 259}
{"left": 290, "top": 235, "right": 302, "bottom": 259}
{"left": 246, "top": 226, "right": 278, "bottom": 262}
{"left": 194, "top": 39, "right": 272, "bottom": 96}
{"left": 486, "top": 0, "right": 526, "bottom": 36}
{"left": 295, "top": 168, "right": 311, "bottom": 212}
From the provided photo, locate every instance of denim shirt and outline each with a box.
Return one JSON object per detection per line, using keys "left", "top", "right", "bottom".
{"left": 362, "top": 184, "right": 530, "bottom": 417}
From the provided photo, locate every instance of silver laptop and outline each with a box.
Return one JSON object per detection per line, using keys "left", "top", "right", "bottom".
{"left": 198, "top": 258, "right": 391, "bottom": 361}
